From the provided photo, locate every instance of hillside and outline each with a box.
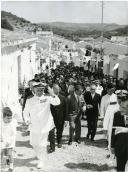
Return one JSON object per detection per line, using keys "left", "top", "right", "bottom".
{"left": 1, "top": 11, "right": 33, "bottom": 31}
{"left": 1, "top": 11, "right": 128, "bottom": 41}
{"left": 39, "top": 22, "right": 126, "bottom": 32}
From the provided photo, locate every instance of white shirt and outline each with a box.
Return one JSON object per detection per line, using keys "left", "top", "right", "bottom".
{"left": 91, "top": 93, "right": 95, "bottom": 99}
{"left": 1, "top": 119, "right": 17, "bottom": 149}
{"left": 100, "top": 94, "right": 111, "bottom": 118}
{"left": 23, "top": 95, "right": 60, "bottom": 134}
{"left": 74, "top": 93, "right": 79, "bottom": 103}
{"left": 23, "top": 94, "right": 60, "bottom": 147}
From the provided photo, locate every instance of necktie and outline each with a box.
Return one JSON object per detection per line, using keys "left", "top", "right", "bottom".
{"left": 77, "top": 96, "right": 79, "bottom": 105}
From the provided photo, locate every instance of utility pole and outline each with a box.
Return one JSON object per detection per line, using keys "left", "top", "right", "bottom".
{"left": 99, "top": 0, "right": 104, "bottom": 78}
{"left": 101, "top": 0, "right": 104, "bottom": 48}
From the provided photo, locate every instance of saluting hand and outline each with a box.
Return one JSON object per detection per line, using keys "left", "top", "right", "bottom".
{"left": 48, "top": 86, "right": 55, "bottom": 97}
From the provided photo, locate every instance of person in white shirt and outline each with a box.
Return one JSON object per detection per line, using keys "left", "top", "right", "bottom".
{"left": 103, "top": 94, "right": 119, "bottom": 131}
{"left": 103, "top": 93, "right": 120, "bottom": 147}
{"left": 23, "top": 82, "right": 60, "bottom": 169}
{"left": 95, "top": 80, "right": 103, "bottom": 96}
{"left": 1, "top": 107, "right": 17, "bottom": 171}
{"left": 100, "top": 84, "right": 115, "bottom": 119}
{"left": 100, "top": 84, "right": 117, "bottom": 145}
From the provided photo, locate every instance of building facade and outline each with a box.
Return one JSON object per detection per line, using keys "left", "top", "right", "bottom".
{"left": 1, "top": 37, "right": 38, "bottom": 111}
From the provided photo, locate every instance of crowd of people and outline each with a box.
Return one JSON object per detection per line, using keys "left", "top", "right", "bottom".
{"left": 1, "top": 62, "right": 128, "bottom": 171}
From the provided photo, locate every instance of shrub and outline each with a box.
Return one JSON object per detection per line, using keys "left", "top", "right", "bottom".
{"left": 1, "top": 18, "right": 14, "bottom": 31}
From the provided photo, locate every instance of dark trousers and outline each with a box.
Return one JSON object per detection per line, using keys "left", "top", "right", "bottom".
{"left": 115, "top": 133, "right": 128, "bottom": 172}
{"left": 116, "top": 156, "right": 127, "bottom": 172}
{"left": 48, "top": 122, "right": 64, "bottom": 149}
{"left": 87, "top": 117, "right": 98, "bottom": 139}
{"left": 48, "top": 128, "right": 55, "bottom": 150}
{"left": 69, "top": 114, "right": 81, "bottom": 141}
{"left": 56, "top": 122, "right": 64, "bottom": 144}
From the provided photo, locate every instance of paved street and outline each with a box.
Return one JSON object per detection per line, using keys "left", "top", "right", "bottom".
{"left": 2, "top": 120, "right": 121, "bottom": 172}
{"left": 1, "top": 120, "right": 128, "bottom": 172}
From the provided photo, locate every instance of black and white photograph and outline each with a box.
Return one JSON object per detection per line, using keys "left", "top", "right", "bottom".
{"left": 1, "top": 0, "right": 128, "bottom": 171}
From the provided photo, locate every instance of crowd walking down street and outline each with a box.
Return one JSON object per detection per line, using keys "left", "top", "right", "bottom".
{"left": 1, "top": 62, "right": 128, "bottom": 172}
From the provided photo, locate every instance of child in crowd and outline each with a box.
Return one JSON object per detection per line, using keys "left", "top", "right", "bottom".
{"left": 1, "top": 107, "right": 17, "bottom": 171}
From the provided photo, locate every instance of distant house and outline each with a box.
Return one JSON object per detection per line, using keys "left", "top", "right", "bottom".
{"left": 95, "top": 42, "right": 128, "bottom": 55}
{"left": 94, "top": 37, "right": 110, "bottom": 43}
{"left": 102, "top": 42, "right": 128, "bottom": 79}
{"left": 111, "top": 36, "right": 128, "bottom": 42}
{"left": 104, "top": 55, "right": 128, "bottom": 79}
{"left": 79, "top": 37, "right": 94, "bottom": 42}
{"left": 36, "top": 31, "right": 53, "bottom": 37}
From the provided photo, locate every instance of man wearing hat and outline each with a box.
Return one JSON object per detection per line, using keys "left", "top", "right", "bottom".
{"left": 110, "top": 90, "right": 128, "bottom": 171}
{"left": 23, "top": 82, "right": 60, "bottom": 169}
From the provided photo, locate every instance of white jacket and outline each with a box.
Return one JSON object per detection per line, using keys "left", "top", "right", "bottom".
{"left": 23, "top": 95, "right": 60, "bottom": 147}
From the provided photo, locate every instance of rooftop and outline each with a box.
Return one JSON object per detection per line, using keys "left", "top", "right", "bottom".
{"left": 1, "top": 29, "right": 38, "bottom": 47}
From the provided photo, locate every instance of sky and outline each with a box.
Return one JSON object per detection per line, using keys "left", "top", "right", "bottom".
{"left": 1, "top": 1, "right": 128, "bottom": 25}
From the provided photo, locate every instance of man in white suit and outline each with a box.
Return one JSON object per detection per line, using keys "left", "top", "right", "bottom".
{"left": 23, "top": 82, "right": 60, "bottom": 169}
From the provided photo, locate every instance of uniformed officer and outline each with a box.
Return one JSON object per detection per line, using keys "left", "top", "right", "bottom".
{"left": 23, "top": 82, "right": 60, "bottom": 169}
{"left": 111, "top": 90, "right": 128, "bottom": 172}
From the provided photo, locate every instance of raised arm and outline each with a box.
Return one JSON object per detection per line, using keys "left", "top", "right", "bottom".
{"left": 49, "top": 95, "right": 60, "bottom": 106}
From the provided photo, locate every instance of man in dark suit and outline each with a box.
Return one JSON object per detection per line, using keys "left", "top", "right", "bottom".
{"left": 84, "top": 83, "right": 101, "bottom": 141}
{"left": 51, "top": 84, "right": 67, "bottom": 148}
{"left": 111, "top": 90, "right": 128, "bottom": 172}
{"left": 67, "top": 84, "right": 82, "bottom": 145}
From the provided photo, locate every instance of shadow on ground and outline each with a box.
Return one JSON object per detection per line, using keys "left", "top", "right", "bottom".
{"left": 64, "top": 162, "right": 115, "bottom": 171}
{"left": 14, "top": 157, "right": 37, "bottom": 168}
{"left": 84, "top": 138, "right": 107, "bottom": 148}
{"left": 16, "top": 140, "right": 32, "bottom": 148}
{"left": 60, "top": 135, "right": 107, "bottom": 148}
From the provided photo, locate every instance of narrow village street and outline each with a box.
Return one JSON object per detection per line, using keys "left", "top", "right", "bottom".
{"left": 1, "top": 2, "right": 128, "bottom": 172}
{"left": 6, "top": 121, "right": 123, "bottom": 172}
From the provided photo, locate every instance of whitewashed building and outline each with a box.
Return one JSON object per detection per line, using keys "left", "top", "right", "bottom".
{"left": 111, "top": 36, "right": 128, "bottom": 43}
{"left": 1, "top": 29, "right": 38, "bottom": 114}
{"left": 36, "top": 31, "right": 53, "bottom": 37}
{"left": 102, "top": 42, "right": 128, "bottom": 79}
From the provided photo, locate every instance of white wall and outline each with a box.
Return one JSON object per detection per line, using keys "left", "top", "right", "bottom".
{"left": 18, "top": 42, "right": 38, "bottom": 86}
{"left": 103, "top": 56, "right": 128, "bottom": 79}
{"left": 1, "top": 41, "right": 38, "bottom": 115}
{"left": 1, "top": 50, "right": 20, "bottom": 115}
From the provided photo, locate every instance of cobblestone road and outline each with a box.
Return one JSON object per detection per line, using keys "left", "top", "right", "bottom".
{"left": 2, "top": 121, "right": 128, "bottom": 172}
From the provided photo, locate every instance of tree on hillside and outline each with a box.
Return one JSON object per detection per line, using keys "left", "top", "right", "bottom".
{"left": 1, "top": 18, "right": 14, "bottom": 31}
